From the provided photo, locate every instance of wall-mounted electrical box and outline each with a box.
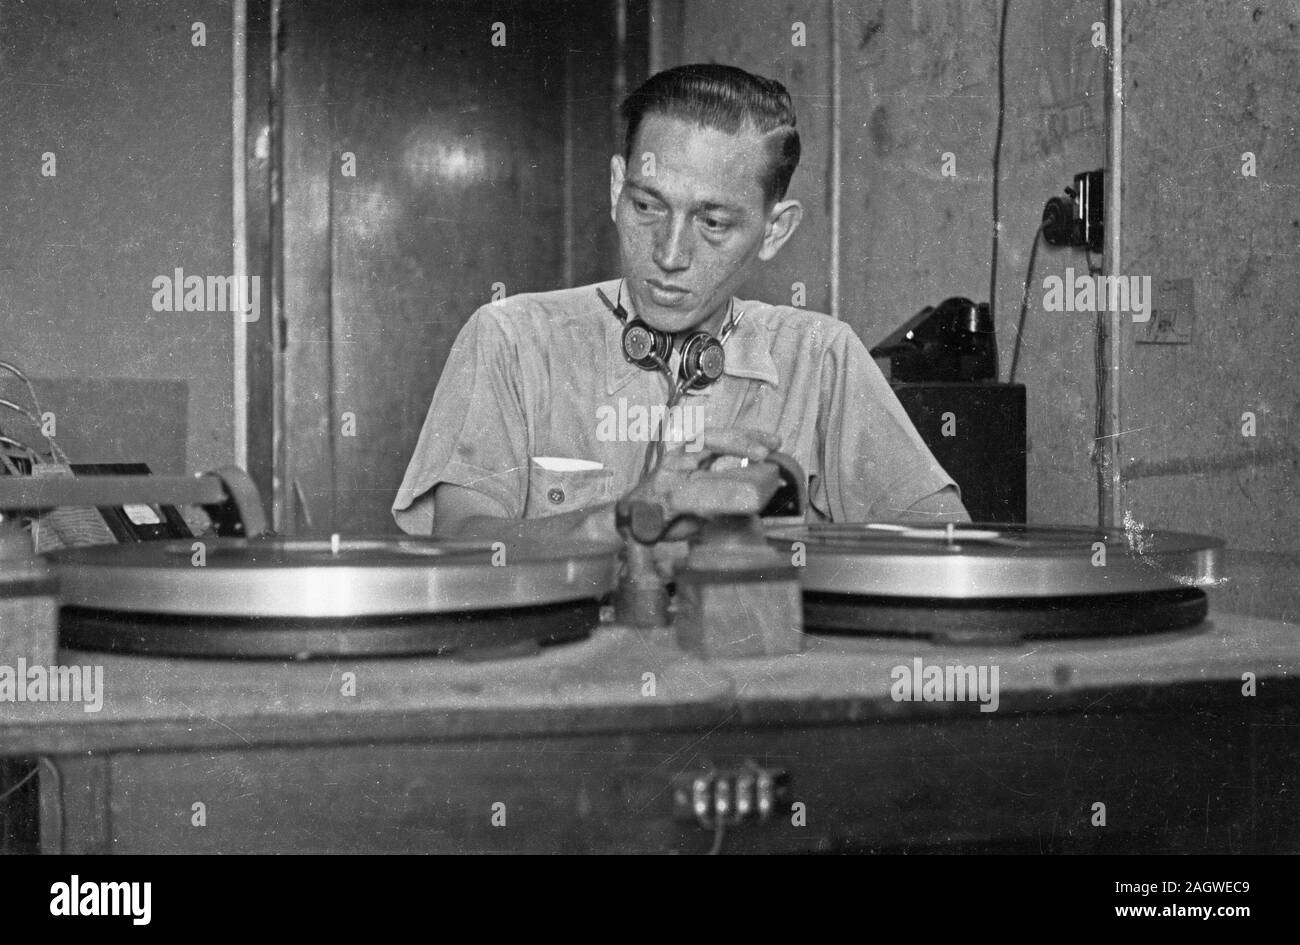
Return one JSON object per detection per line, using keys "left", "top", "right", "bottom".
{"left": 1042, "top": 169, "right": 1104, "bottom": 254}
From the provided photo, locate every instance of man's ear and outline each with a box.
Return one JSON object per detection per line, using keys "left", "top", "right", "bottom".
{"left": 609, "top": 155, "right": 626, "bottom": 223}
{"left": 757, "top": 199, "right": 803, "bottom": 262}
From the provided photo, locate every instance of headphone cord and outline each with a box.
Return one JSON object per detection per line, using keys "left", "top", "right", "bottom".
{"left": 638, "top": 300, "right": 744, "bottom": 484}
{"left": 639, "top": 378, "right": 692, "bottom": 483}
{"left": 602, "top": 282, "right": 745, "bottom": 484}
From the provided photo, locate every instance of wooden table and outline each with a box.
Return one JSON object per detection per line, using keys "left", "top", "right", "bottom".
{"left": 3, "top": 609, "right": 1297, "bottom": 853}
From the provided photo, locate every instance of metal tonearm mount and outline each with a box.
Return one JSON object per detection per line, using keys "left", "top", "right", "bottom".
{"left": 615, "top": 451, "right": 808, "bottom": 658}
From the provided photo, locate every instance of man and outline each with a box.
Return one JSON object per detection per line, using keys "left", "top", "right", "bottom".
{"left": 393, "top": 64, "right": 966, "bottom": 540}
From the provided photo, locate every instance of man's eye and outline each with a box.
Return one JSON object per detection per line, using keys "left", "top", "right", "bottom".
{"left": 700, "top": 217, "right": 730, "bottom": 232}
{"left": 632, "top": 198, "right": 658, "bottom": 213}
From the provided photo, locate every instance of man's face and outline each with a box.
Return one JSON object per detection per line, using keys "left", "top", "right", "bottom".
{"left": 610, "top": 114, "right": 799, "bottom": 335}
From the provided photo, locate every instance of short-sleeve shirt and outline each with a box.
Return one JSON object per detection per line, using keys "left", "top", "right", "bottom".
{"left": 392, "top": 279, "right": 959, "bottom": 534}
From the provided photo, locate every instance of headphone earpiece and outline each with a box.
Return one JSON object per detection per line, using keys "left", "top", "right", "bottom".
{"left": 622, "top": 319, "right": 673, "bottom": 370}
{"left": 604, "top": 284, "right": 734, "bottom": 391}
{"left": 623, "top": 323, "right": 727, "bottom": 390}
{"left": 677, "top": 332, "right": 726, "bottom": 390}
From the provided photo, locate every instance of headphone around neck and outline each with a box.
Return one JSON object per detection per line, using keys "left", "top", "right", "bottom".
{"left": 597, "top": 282, "right": 740, "bottom": 393}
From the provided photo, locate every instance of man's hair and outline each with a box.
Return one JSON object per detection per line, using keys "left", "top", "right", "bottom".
{"left": 619, "top": 63, "right": 801, "bottom": 205}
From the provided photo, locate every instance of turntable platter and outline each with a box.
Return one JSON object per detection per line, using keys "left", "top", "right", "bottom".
{"left": 51, "top": 537, "right": 617, "bottom": 658}
{"left": 766, "top": 523, "right": 1224, "bottom": 643}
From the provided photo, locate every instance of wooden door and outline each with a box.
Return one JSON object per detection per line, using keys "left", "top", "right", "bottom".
{"left": 269, "top": 0, "right": 644, "bottom": 533}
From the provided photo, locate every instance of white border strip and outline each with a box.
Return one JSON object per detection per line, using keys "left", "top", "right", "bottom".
{"left": 232, "top": 0, "right": 249, "bottom": 470}
{"left": 828, "top": 0, "right": 842, "bottom": 319}
{"left": 1106, "top": 0, "right": 1124, "bottom": 526}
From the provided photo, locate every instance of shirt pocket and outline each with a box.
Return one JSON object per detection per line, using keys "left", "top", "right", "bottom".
{"left": 523, "top": 459, "right": 616, "bottom": 518}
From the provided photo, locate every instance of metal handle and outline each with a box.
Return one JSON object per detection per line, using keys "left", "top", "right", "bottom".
{"left": 759, "top": 451, "right": 807, "bottom": 518}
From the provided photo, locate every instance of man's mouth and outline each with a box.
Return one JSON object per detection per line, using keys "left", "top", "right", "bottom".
{"left": 644, "top": 278, "right": 690, "bottom": 305}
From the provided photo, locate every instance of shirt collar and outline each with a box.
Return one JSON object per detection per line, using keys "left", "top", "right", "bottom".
{"left": 601, "top": 287, "right": 780, "bottom": 396}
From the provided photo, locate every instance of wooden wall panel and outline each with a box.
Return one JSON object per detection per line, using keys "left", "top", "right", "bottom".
{"left": 279, "top": 0, "right": 623, "bottom": 533}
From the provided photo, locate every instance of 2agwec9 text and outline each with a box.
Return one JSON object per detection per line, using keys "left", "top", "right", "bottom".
{"left": 1116, "top": 882, "right": 1251, "bottom": 896}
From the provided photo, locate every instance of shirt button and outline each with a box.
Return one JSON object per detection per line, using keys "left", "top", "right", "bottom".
{"left": 547, "top": 487, "right": 565, "bottom": 504}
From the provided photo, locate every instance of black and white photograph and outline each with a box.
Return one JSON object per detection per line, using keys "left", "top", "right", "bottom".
{"left": 0, "top": 0, "right": 1296, "bottom": 885}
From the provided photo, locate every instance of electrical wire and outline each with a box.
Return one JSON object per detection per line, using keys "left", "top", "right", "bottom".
{"left": 0, "top": 361, "right": 47, "bottom": 421}
{"left": 0, "top": 435, "right": 39, "bottom": 459}
{"left": 0, "top": 433, "right": 41, "bottom": 476}
{"left": 0, "top": 762, "right": 39, "bottom": 853}
{"left": 638, "top": 351, "right": 679, "bottom": 483}
{"left": 0, "top": 451, "right": 23, "bottom": 477}
{"left": 706, "top": 817, "right": 727, "bottom": 855}
{"left": 636, "top": 303, "right": 744, "bottom": 484}
{"left": 0, "top": 398, "right": 46, "bottom": 434}
{"left": 645, "top": 380, "right": 690, "bottom": 479}
{"left": 0, "top": 361, "right": 69, "bottom": 463}
{"left": 599, "top": 281, "right": 675, "bottom": 483}
{"left": 39, "top": 757, "right": 63, "bottom": 855}
{"left": 1007, "top": 223, "right": 1045, "bottom": 385}
{"left": 0, "top": 765, "right": 37, "bottom": 804}
{"left": 1084, "top": 246, "right": 1103, "bottom": 277}
{"left": 988, "top": 0, "right": 1012, "bottom": 324}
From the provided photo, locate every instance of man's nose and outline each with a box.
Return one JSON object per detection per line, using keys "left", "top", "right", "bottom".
{"left": 652, "top": 215, "right": 693, "bottom": 272}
